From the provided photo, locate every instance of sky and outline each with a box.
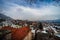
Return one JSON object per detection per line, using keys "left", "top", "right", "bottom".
{"left": 0, "top": 0, "right": 60, "bottom": 21}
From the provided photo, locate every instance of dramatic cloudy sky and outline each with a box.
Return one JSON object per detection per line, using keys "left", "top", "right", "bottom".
{"left": 0, "top": 0, "right": 60, "bottom": 21}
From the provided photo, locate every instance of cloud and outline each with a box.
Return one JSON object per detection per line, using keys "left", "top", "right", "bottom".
{"left": 2, "top": 1, "right": 60, "bottom": 21}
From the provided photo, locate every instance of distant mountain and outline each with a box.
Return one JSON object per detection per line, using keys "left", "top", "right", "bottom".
{"left": 39, "top": 19, "right": 60, "bottom": 23}
{"left": 51, "top": 19, "right": 60, "bottom": 23}
{"left": 0, "top": 13, "right": 13, "bottom": 20}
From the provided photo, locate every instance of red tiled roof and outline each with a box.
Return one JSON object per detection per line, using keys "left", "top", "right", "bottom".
{"left": 1, "top": 26, "right": 30, "bottom": 40}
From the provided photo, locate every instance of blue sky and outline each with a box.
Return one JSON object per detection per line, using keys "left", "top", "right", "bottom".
{"left": 0, "top": 0, "right": 60, "bottom": 21}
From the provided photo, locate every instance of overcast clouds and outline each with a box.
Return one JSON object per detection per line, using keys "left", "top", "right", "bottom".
{"left": 1, "top": 0, "right": 60, "bottom": 21}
